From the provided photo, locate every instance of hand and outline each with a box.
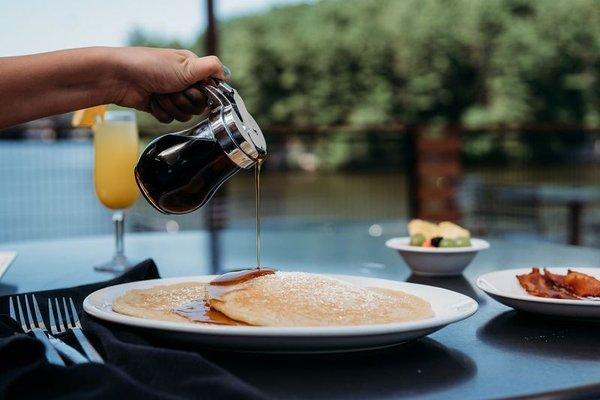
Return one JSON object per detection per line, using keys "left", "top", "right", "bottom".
{"left": 110, "top": 47, "right": 230, "bottom": 123}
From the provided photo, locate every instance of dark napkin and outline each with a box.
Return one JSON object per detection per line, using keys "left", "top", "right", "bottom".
{"left": 0, "top": 259, "right": 269, "bottom": 400}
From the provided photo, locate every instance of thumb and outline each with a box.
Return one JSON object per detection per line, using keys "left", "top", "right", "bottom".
{"left": 185, "top": 55, "right": 230, "bottom": 84}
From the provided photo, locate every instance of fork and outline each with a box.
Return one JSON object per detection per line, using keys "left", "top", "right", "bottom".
{"left": 45, "top": 298, "right": 91, "bottom": 364}
{"left": 50, "top": 297, "right": 104, "bottom": 363}
{"left": 10, "top": 295, "right": 88, "bottom": 364}
{"left": 9, "top": 295, "right": 65, "bottom": 366}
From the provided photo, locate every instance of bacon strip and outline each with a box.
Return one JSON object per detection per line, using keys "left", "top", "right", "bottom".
{"left": 543, "top": 268, "right": 569, "bottom": 289}
{"left": 516, "top": 268, "right": 578, "bottom": 299}
{"left": 517, "top": 268, "right": 600, "bottom": 300}
{"left": 564, "top": 270, "right": 600, "bottom": 297}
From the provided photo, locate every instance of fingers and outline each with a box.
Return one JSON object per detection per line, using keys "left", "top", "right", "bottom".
{"left": 155, "top": 94, "right": 192, "bottom": 122}
{"left": 149, "top": 97, "right": 173, "bottom": 124}
{"left": 185, "top": 55, "right": 230, "bottom": 83}
{"left": 179, "top": 88, "right": 208, "bottom": 115}
{"left": 149, "top": 52, "right": 231, "bottom": 124}
{"left": 149, "top": 88, "right": 209, "bottom": 123}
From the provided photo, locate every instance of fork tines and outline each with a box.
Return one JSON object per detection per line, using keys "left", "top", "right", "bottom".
{"left": 48, "top": 296, "right": 104, "bottom": 363}
{"left": 8, "top": 294, "right": 65, "bottom": 366}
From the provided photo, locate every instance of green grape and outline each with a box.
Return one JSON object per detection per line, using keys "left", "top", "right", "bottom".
{"left": 455, "top": 237, "right": 471, "bottom": 247}
{"left": 410, "top": 234, "right": 425, "bottom": 246}
{"left": 439, "top": 238, "right": 457, "bottom": 248}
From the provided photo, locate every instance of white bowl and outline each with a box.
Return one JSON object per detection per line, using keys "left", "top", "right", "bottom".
{"left": 386, "top": 237, "right": 490, "bottom": 277}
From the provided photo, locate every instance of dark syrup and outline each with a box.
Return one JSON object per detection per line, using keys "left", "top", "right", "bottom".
{"left": 210, "top": 267, "right": 275, "bottom": 286}
{"left": 174, "top": 268, "right": 275, "bottom": 325}
{"left": 143, "top": 138, "right": 272, "bottom": 324}
{"left": 174, "top": 299, "right": 241, "bottom": 325}
{"left": 255, "top": 159, "right": 263, "bottom": 268}
{"left": 134, "top": 133, "right": 241, "bottom": 214}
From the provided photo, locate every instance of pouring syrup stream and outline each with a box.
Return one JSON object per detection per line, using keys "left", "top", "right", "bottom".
{"left": 255, "top": 158, "right": 263, "bottom": 268}
{"left": 175, "top": 157, "right": 272, "bottom": 325}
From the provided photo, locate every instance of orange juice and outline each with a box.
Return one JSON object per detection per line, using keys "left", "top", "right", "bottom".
{"left": 93, "top": 119, "right": 139, "bottom": 209}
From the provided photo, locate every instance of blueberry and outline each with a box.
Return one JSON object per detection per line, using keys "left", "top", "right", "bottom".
{"left": 431, "top": 237, "right": 443, "bottom": 247}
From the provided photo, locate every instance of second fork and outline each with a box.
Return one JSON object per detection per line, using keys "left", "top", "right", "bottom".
{"left": 50, "top": 297, "right": 104, "bottom": 363}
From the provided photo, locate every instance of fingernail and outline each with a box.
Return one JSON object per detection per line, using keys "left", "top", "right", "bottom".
{"left": 222, "top": 64, "right": 232, "bottom": 79}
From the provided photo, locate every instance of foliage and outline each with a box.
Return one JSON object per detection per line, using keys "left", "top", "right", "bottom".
{"left": 188, "top": 0, "right": 599, "bottom": 128}
{"left": 130, "top": 0, "right": 600, "bottom": 165}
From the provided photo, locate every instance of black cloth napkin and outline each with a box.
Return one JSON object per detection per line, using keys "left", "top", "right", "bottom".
{"left": 0, "top": 259, "right": 269, "bottom": 400}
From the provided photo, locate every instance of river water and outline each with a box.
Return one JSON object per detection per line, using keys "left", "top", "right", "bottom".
{"left": 0, "top": 140, "right": 598, "bottom": 246}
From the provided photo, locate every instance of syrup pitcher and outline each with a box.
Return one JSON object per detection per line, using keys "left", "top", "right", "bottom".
{"left": 134, "top": 80, "right": 267, "bottom": 214}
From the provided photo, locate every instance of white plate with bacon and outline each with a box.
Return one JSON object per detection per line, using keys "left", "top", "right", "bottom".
{"left": 477, "top": 268, "right": 600, "bottom": 318}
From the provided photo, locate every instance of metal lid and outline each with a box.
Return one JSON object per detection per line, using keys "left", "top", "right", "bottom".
{"left": 202, "top": 81, "right": 266, "bottom": 169}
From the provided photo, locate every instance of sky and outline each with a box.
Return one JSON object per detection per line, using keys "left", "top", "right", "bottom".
{"left": 0, "top": 0, "right": 308, "bottom": 56}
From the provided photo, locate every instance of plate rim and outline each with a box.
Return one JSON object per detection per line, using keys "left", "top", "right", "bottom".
{"left": 476, "top": 267, "right": 600, "bottom": 307}
{"left": 83, "top": 273, "right": 478, "bottom": 337}
{"left": 385, "top": 237, "right": 490, "bottom": 253}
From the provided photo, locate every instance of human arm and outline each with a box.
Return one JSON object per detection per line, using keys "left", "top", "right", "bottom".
{"left": 0, "top": 46, "right": 229, "bottom": 129}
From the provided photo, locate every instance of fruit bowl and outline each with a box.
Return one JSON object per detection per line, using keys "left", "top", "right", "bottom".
{"left": 385, "top": 237, "right": 490, "bottom": 277}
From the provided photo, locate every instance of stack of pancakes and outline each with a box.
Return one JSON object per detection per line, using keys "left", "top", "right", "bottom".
{"left": 113, "top": 271, "right": 434, "bottom": 327}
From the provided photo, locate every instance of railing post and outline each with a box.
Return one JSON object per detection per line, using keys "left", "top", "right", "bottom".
{"left": 405, "top": 124, "right": 420, "bottom": 219}
{"left": 412, "top": 124, "right": 462, "bottom": 222}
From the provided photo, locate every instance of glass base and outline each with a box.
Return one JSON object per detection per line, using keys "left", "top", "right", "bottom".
{"left": 94, "top": 253, "right": 134, "bottom": 273}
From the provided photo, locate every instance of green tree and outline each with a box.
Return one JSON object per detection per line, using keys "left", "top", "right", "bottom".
{"left": 130, "top": 0, "right": 600, "bottom": 163}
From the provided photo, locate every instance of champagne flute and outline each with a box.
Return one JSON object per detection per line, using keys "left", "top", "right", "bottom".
{"left": 93, "top": 111, "right": 139, "bottom": 272}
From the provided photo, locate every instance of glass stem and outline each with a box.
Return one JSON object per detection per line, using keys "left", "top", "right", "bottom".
{"left": 113, "top": 210, "right": 125, "bottom": 258}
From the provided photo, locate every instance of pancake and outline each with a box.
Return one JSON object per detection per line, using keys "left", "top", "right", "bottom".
{"left": 112, "top": 282, "right": 207, "bottom": 323}
{"left": 207, "top": 272, "right": 434, "bottom": 326}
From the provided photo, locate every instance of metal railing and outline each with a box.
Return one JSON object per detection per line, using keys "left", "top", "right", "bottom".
{"left": 1, "top": 124, "right": 598, "bottom": 246}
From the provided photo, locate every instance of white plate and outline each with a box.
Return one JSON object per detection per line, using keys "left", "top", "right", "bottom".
{"left": 477, "top": 268, "right": 600, "bottom": 319}
{"left": 386, "top": 237, "right": 490, "bottom": 276}
{"left": 0, "top": 252, "right": 16, "bottom": 280}
{"left": 84, "top": 274, "right": 478, "bottom": 353}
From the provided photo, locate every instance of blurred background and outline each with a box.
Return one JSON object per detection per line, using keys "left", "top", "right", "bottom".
{"left": 0, "top": 0, "right": 599, "bottom": 248}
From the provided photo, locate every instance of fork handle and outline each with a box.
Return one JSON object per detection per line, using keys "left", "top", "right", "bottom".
{"left": 73, "top": 327, "right": 104, "bottom": 363}
{"left": 31, "top": 328, "right": 65, "bottom": 366}
{"left": 49, "top": 336, "right": 89, "bottom": 364}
